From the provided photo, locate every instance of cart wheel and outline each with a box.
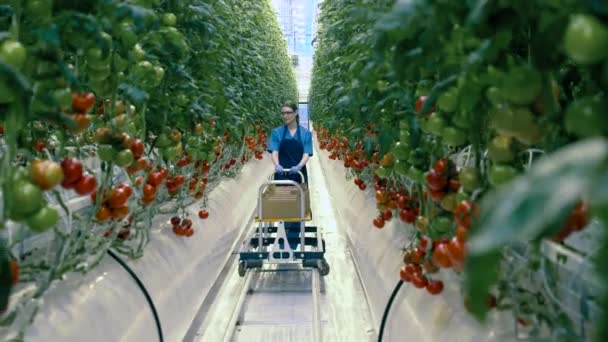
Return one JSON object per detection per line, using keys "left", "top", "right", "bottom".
{"left": 238, "top": 261, "right": 247, "bottom": 277}
{"left": 318, "top": 259, "right": 330, "bottom": 276}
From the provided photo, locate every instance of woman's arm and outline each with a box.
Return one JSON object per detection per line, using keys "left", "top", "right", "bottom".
{"left": 298, "top": 153, "right": 310, "bottom": 168}
{"left": 272, "top": 151, "right": 280, "bottom": 166}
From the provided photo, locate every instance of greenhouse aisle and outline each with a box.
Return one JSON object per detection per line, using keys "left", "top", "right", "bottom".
{"left": 187, "top": 134, "right": 376, "bottom": 342}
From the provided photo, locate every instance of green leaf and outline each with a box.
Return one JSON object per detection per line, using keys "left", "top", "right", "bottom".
{"left": 468, "top": 138, "right": 608, "bottom": 255}
{"left": 118, "top": 83, "right": 149, "bottom": 108}
{"left": 463, "top": 250, "right": 501, "bottom": 321}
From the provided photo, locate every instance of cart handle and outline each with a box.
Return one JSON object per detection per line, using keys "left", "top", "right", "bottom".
{"left": 270, "top": 170, "right": 305, "bottom": 184}
{"left": 258, "top": 177, "right": 306, "bottom": 222}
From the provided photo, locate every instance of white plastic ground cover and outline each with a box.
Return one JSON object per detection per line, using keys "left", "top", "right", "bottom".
{"left": 24, "top": 157, "right": 273, "bottom": 342}
{"left": 314, "top": 139, "right": 518, "bottom": 342}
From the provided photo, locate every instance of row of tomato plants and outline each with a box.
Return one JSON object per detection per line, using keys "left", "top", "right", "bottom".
{"left": 311, "top": 0, "right": 608, "bottom": 340}
{"left": 0, "top": 0, "right": 296, "bottom": 336}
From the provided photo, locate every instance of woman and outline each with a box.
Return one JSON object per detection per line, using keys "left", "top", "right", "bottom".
{"left": 267, "top": 102, "right": 313, "bottom": 250}
{"left": 267, "top": 101, "right": 313, "bottom": 184}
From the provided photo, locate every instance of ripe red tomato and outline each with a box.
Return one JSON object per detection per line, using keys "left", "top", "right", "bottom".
{"left": 72, "top": 92, "right": 95, "bottom": 113}
{"left": 9, "top": 259, "right": 19, "bottom": 285}
{"left": 399, "top": 208, "right": 417, "bottom": 223}
{"left": 143, "top": 184, "right": 156, "bottom": 198}
{"left": 426, "top": 169, "right": 447, "bottom": 191}
{"left": 170, "top": 216, "right": 181, "bottom": 226}
{"left": 399, "top": 266, "right": 411, "bottom": 282}
{"left": 198, "top": 210, "right": 209, "bottom": 219}
{"left": 372, "top": 217, "right": 385, "bottom": 228}
{"left": 96, "top": 206, "right": 112, "bottom": 222}
{"left": 74, "top": 174, "right": 97, "bottom": 195}
{"left": 426, "top": 280, "right": 444, "bottom": 295}
{"left": 382, "top": 209, "right": 393, "bottom": 221}
{"left": 411, "top": 273, "right": 428, "bottom": 289}
{"left": 130, "top": 139, "right": 145, "bottom": 159}
{"left": 108, "top": 187, "right": 129, "bottom": 208}
{"left": 454, "top": 200, "right": 476, "bottom": 229}
{"left": 112, "top": 205, "right": 130, "bottom": 220}
{"left": 446, "top": 236, "right": 465, "bottom": 270}
{"left": 432, "top": 243, "right": 453, "bottom": 268}
{"left": 61, "top": 158, "right": 83, "bottom": 185}
{"left": 358, "top": 183, "right": 367, "bottom": 190}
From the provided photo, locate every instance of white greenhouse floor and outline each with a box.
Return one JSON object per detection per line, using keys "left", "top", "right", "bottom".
{"left": 186, "top": 141, "right": 377, "bottom": 342}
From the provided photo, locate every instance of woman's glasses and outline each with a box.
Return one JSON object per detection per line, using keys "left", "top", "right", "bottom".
{"left": 281, "top": 111, "right": 295, "bottom": 115}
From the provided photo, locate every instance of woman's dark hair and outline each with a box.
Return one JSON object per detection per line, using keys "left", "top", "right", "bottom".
{"left": 282, "top": 101, "right": 298, "bottom": 112}
{"left": 282, "top": 101, "right": 299, "bottom": 123}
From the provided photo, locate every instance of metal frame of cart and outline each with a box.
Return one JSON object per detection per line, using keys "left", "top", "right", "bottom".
{"left": 238, "top": 171, "right": 330, "bottom": 276}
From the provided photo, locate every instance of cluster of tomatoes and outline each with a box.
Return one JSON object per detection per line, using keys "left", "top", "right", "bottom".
{"left": 93, "top": 183, "right": 133, "bottom": 222}
{"left": 244, "top": 128, "right": 268, "bottom": 160}
{"left": 60, "top": 158, "right": 97, "bottom": 196}
{"left": 136, "top": 167, "right": 168, "bottom": 205}
{"left": 68, "top": 93, "right": 95, "bottom": 134}
{"left": 168, "top": 210, "right": 210, "bottom": 238}
{"left": 371, "top": 177, "right": 420, "bottom": 229}
{"left": 425, "top": 158, "right": 462, "bottom": 209}
{"left": 400, "top": 237, "right": 444, "bottom": 295}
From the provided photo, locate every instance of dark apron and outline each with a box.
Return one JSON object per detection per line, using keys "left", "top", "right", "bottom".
{"left": 275, "top": 125, "right": 308, "bottom": 243}
{"left": 276, "top": 124, "right": 308, "bottom": 184}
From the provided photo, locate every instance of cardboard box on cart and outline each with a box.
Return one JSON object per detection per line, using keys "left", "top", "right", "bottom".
{"left": 258, "top": 183, "right": 312, "bottom": 222}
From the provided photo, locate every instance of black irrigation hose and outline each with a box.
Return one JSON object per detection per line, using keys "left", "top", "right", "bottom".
{"left": 377, "top": 280, "right": 405, "bottom": 342}
{"left": 107, "top": 249, "right": 164, "bottom": 342}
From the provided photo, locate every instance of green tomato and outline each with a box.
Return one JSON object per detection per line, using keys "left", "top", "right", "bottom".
{"left": 162, "top": 146, "right": 178, "bottom": 161}
{"left": 433, "top": 216, "right": 452, "bottom": 234}
{"left": 130, "top": 44, "right": 146, "bottom": 61}
{"left": 392, "top": 141, "right": 411, "bottom": 160}
{"left": 442, "top": 126, "right": 467, "bottom": 146}
{"left": 458, "top": 167, "right": 480, "bottom": 192}
{"left": 97, "top": 144, "right": 117, "bottom": 161}
{"left": 564, "top": 96, "right": 608, "bottom": 137}
{"left": 11, "top": 180, "right": 44, "bottom": 215}
{"left": 399, "top": 128, "right": 410, "bottom": 142}
{"left": 485, "top": 86, "right": 502, "bottom": 106}
{"left": 502, "top": 65, "right": 542, "bottom": 105}
{"left": 162, "top": 13, "right": 177, "bottom": 26}
{"left": 426, "top": 112, "right": 445, "bottom": 136}
{"left": 455, "top": 189, "right": 470, "bottom": 204}
{"left": 488, "top": 135, "right": 515, "bottom": 163}
{"left": 52, "top": 88, "right": 72, "bottom": 110}
{"left": 488, "top": 164, "right": 518, "bottom": 187}
{"left": 116, "top": 22, "right": 138, "bottom": 48}
{"left": 187, "top": 136, "right": 199, "bottom": 148}
{"left": 0, "top": 40, "right": 27, "bottom": 70}
{"left": 27, "top": 206, "right": 59, "bottom": 233}
{"left": 564, "top": 14, "right": 608, "bottom": 65}
{"left": 156, "top": 134, "right": 172, "bottom": 148}
{"left": 114, "top": 149, "right": 134, "bottom": 167}
{"left": 501, "top": 106, "right": 541, "bottom": 145}
{"left": 153, "top": 65, "right": 165, "bottom": 84}
{"left": 437, "top": 87, "right": 459, "bottom": 112}
{"left": 375, "top": 166, "right": 390, "bottom": 178}
{"left": 176, "top": 93, "right": 189, "bottom": 107}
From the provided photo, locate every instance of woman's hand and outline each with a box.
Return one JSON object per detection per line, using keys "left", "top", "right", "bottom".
{"left": 275, "top": 164, "right": 284, "bottom": 173}
{"left": 289, "top": 165, "right": 302, "bottom": 174}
